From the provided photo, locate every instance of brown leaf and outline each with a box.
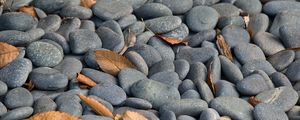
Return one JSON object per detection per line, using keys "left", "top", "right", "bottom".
{"left": 29, "top": 111, "right": 80, "bottom": 120}
{"left": 18, "top": 6, "right": 38, "bottom": 18}
{"left": 77, "top": 73, "right": 97, "bottom": 87}
{"left": 0, "top": 42, "right": 19, "bottom": 69}
{"left": 123, "top": 111, "right": 148, "bottom": 120}
{"left": 79, "top": 84, "right": 91, "bottom": 89}
{"left": 216, "top": 34, "right": 234, "bottom": 61}
{"left": 23, "top": 80, "right": 34, "bottom": 91}
{"left": 95, "top": 50, "right": 136, "bottom": 76}
{"left": 77, "top": 94, "right": 114, "bottom": 118}
{"left": 287, "top": 47, "right": 300, "bottom": 51}
{"left": 156, "top": 35, "right": 188, "bottom": 46}
{"left": 119, "top": 29, "right": 136, "bottom": 55}
{"left": 207, "top": 60, "right": 216, "bottom": 95}
{"left": 114, "top": 114, "right": 123, "bottom": 120}
{"left": 80, "top": 0, "right": 96, "bottom": 8}
{"left": 248, "top": 96, "right": 261, "bottom": 107}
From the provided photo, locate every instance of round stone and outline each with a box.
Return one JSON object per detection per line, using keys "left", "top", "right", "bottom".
{"left": 253, "top": 32, "right": 285, "bottom": 56}
{"left": 176, "top": 46, "right": 218, "bottom": 64}
{"left": 33, "top": 96, "right": 57, "bottom": 114}
{"left": 279, "top": 24, "right": 300, "bottom": 48}
{"left": 60, "top": 5, "right": 92, "bottom": 19}
{"left": 286, "top": 60, "right": 300, "bottom": 82}
{"left": 234, "top": 0, "right": 262, "bottom": 14}
{"left": 129, "top": 44, "right": 162, "bottom": 67}
{"left": 69, "top": 29, "right": 102, "bottom": 54}
{"left": 118, "top": 68, "right": 147, "bottom": 95}
{"left": 0, "top": 81, "right": 7, "bottom": 96}
{"left": 215, "top": 80, "right": 239, "bottom": 97}
{"left": 0, "top": 107, "right": 33, "bottom": 120}
{"left": 42, "top": 32, "right": 70, "bottom": 54}
{"left": 37, "top": 14, "right": 62, "bottom": 32}
{"left": 92, "top": 0, "right": 133, "bottom": 20}
{"left": 96, "top": 27, "right": 124, "bottom": 52}
{"left": 148, "top": 37, "right": 175, "bottom": 61}
{"left": 149, "top": 60, "right": 175, "bottom": 76}
{"left": 219, "top": 55, "right": 243, "bottom": 84}
{"left": 254, "top": 103, "right": 288, "bottom": 120}
{"left": 212, "top": 3, "right": 240, "bottom": 17}
{"left": 81, "top": 68, "right": 117, "bottom": 84}
{"left": 4, "top": 87, "right": 33, "bottom": 109}
{"left": 0, "top": 12, "right": 37, "bottom": 31}
{"left": 54, "top": 57, "right": 83, "bottom": 80}
{"left": 174, "top": 59, "right": 190, "bottom": 80}
{"left": 268, "top": 50, "right": 295, "bottom": 71}
{"left": 154, "top": 0, "right": 193, "bottom": 14}
{"left": 199, "top": 108, "right": 220, "bottom": 120}
{"left": 236, "top": 74, "right": 270, "bottom": 95}
{"left": 222, "top": 25, "right": 250, "bottom": 48}
{"left": 234, "top": 43, "right": 266, "bottom": 64}
{"left": 124, "top": 97, "right": 152, "bottom": 109}
{"left": 145, "top": 16, "right": 182, "bottom": 34}
{"left": 188, "top": 29, "right": 216, "bottom": 47}
{"left": 241, "top": 60, "right": 276, "bottom": 76}
{"left": 134, "top": 3, "right": 172, "bottom": 20}
{"left": 32, "top": 0, "right": 65, "bottom": 13}
{"left": 247, "top": 13, "right": 269, "bottom": 37}
{"left": 263, "top": 1, "right": 300, "bottom": 16}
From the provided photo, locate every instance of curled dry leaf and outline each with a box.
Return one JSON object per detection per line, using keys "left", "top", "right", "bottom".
{"left": 80, "top": 0, "right": 96, "bottom": 8}
{"left": 18, "top": 6, "right": 38, "bottom": 18}
{"left": 119, "top": 29, "right": 136, "bottom": 55}
{"left": 216, "top": 33, "right": 234, "bottom": 61}
{"left": 77, "top": 94, "right": 114, "bottom": 118}
{"left": 23, "top": 80, "right": 34, "bottom": 91}
{"left": 29, "top": 111, "right": 79, "bottom": 120}
{"left": 95, "top": 50, "right": 136, "bottom": 76}
{"left": 77, "top": 73, "right": 97, "bottom": 87}
{"left": 0, "top": 42, "right": 19, "bottom": 69}
{"left": 155, "top": 35, "right": 188, "bottom": 46}
{"left": 207, "top": 60, "right": 216, "bottom": 95}
{"left": 122, "top": 111, "right": 148, "bottom": 120}
{"left": 248, "top": 96, "right": 261, "bottom": 107}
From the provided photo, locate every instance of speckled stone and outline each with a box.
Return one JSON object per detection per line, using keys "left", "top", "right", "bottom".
{"left": 118, "top": 68, "right": 147, "bottom": 95}
{"left": 268, "top": 50, "right": 295, "bottom": 71}
{"left": 4, "top": 87, "right": 33, "bottom": 109}
{"left": 0, "top": 107, "right": 33, "bottom": 120}
{"left": 42, "top": 32, "right": 70, "bottom": 54}
{"left": 0, "top": 12, "right": 37, "bottom": 31}
{"left": 134, "top": 3, "right": 172, "bottom": 20}
{"left": 145, "top": 16, "right": 182, "bottom": 34}
{"left": 92, "top": 0, "right": 133, "bottom": 20}
{"left": 37, "top": 14, "right": 61, "bottom": 32}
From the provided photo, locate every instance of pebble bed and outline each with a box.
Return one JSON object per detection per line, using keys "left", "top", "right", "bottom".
{"left": 0, "top": 0, "right": 300, "bottom": 120}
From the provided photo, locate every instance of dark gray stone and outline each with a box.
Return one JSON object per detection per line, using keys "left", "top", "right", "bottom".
{"left": 128, "top": 44, "right": 162, "bottom": 67}
{"left": 234, "top": 0, "right": 262, "bottom": 14}
{"left": 254, "top": 103, "right": 289, "bottom": 120}
{"left": 80, "top": 20, "right": 95, "bottom": 31}
{"left": 0, "top": 102, "right": 7, "bottom": 116}
{"left": 199, "top": 108, "right": 220, "bottom": 120}
{"left": 57, "top": 99, "right": 82, "bottom": 117}
{"left": 134, "top": 3, "right": 172, "bottom": 20}
{"left": 0, "top": 12, "right": 37, "bottom": 31}
{"left": 32, "top": 0, "right": 65, "bottom": 13}
{"left": 215, "top": 80, "right": 239, "bottom": 97}
{"left": 4, "top": 87, "right": 33, "bottom": 109}
{"left": 124, "top": 51, "right": 149, "bottom": 75}
{"left": 222, "top": 25, "right": 250, "bottom": 48}
{"left": 253, "top": 32, "right": 285, "bottom": 56}
{"left": 148, "top": 37, "right": 175, "bottom": 61}
{"left": 177, "top": 115, "right": 196, "bottom": 120}
{"left": 178, "top": 79, "right": 197, "bottom": 94}
{"left": 241, "top": 60, "right": 276, "bottom": 76}
{"left": 60, "top": 5, "right": 92, "bottom": 19}
{"left": 42, "top": 32, "right": 70, "bottom": 54}
{"left": 181, "top": 90, "right": 201, "bottom": 99}
{"left": 124, "top": 97, "right": 152, "bottom": 109}
{"left": 0, "top": 81, "right": 7, "bottom": 96}
{"left": 270, "top": 72, "right": 292, "bottom": 87}
{"left": 0, "top": 107, "right": 33, "bottom": 120}
{"left": 237, "top": 74, "right": 270, "bottom": 95}
{"left": 99, "top": 20, "right": 123, "bottom": 37}
{"left": 270, "top": 10, "right": 300, "bottom": 37}
{"left": 268, "top": 50, "right": 295, "bottom": 71}
{"left": 56, "top": 17, "right": 81, "bottom": 41}
{"left": 195, "top": 79, "right": 214, "bottom": 102}
{"left": 37, "top": 14, "right": 61, "bottom": 32}
{"left": 217, "top": 16, "right": 245, "bottom": 29}
{"left": 154, "top": 0, "right": 193, "bottom": 14}
{"left": 81, "top": 115, "right": 113, "bottom": 120}
{"left": 33, "top": 96, "right": 57, "bottom": 114}
{"left": 149, "top": 60, "right": 175, "bottom": 76}
{"left": 263, "top": 1, "right": 300, "bottom": 16}
{"left": 81, "top": 68, "right": 117, "bottom": 84}
{"left": 160, "top": 110, "right": 176, "bottom": 120}
{"left": 234, "top": 43, "right": 266, "bottom": 64}
{"left": 125, "top": 21, "right": 145, "bottom": 35}
{"left": 174, "top": 59, "right": 190, "bottom": 80}
{"left": 176, "top": 46, "right": 218, "bottom": 64}
{"left": 162, "top": 23, "right": 189, "bottom": 40}
{"left": 212, "top": 3, "right": 240, "bottom": 17}
{"left": 219, "top": 55, "right": 243, "bottom": 84}
{"left": 248, "top": 13, "right": 269, "bottom": 37}
{"left": 145, "top": 16, "right": 182, "bottom": 34}
{"left": 69, "top": 29, "right": 102, "bottom": 54}
{"left": 279, "top": 24, "right": 300, "bottom": 48}
{"left": 149, "top": 71, "right": 182, "bottom": 88}
{"left": 118, "top": 68, "right": 147, "bottom": 95}
{"left": 96, "top": 27, "right": 124, "bottom": 52}
{"left": 92, "top": 0, "right": 133, "bottom": 20}
{"left": 117, "top": 14, "right": 136, "bottom": 29}
{"left": 188, "top": 29, "right": 216, "bottom": 47}
{"left": 136, "top": 31, "right": 154, "bottom": 44}
{"left": 286, "top": 59, "right": 300, "bottom": 82}
{"left": 54, "top": 57, "right": 82, "bottom": 80}
{"left": 186, "top": 62, "right": 207, "bottom": 83}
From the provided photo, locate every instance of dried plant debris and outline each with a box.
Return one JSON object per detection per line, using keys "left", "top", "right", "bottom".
{"left": 80, "top": 0, "right": 96, "bottom": 8}
{"left": 207, "top": 60, "right": 216, "bottom": 95}
{"left": 216, "top": 33, "right": 234, "bottom": 61}
{"left": 0, "top": 42, "right": 19, "bottom": 69}
{"left": 155, "top": 35, "right": 188, "bottom": 46}
{"left": 248, "top": 96, "right": 262, "bottom": 107}
{"left": 119, "top": 29, "right": 136, "bottom": 55}
{"left": 18, "top": 6, "right": 38, "bottom": 18}
{"left": 76, "top": 73, "right": 97, "bottom": 87}
{"left": 29, "top": 111, "right": 80, "bottom": 120}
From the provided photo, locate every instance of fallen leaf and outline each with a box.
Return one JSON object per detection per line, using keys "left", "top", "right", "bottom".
{"left": 216, "top": 33, "right": 234, "bottom": 61}
{"left": 248, "top": 96, "right": 261, "bottom": 107}
{"left": 23, "top": 80, "right": 34, "bottom": 91}
{"left": 77, "top": 73, "right": 97, "bottom": 87}
{"left": 241, "top": 12, "right": 250, "bottom": 29}
{"left": 119, "top": 29, "right": 136, "bottom": 55}
{"left": 123, "top": 111, "right": 148, "bottom": 120}
{"left": 80, "top": 0, "right": 96, "bottom": 8}
{"left": 29, "top": 111, "right": 79, "bottom": 120}
{"left": 95, "top": 50, "right": 136, "bottom": 76}
{"left": 18, "top": 6, "right": 38, "bottom": 18}
{"left": 79, "top": 85, "right": 91, "bottom": 89}
{"left": 114, "top": 114, "right": 123, "bottom": 120}
{"left": 207, "top": 60, "right": 216, "bottom": 95}
{"left": 287, "top": 47, "right": 300, "bottom": 51}
{"left": 156, "top": 35, "right": 188, "bottom": 46}
{"left": 0, "top": 42, "right": 19, "bottom": 69}
{"left": 77, "top": 94, "right": 114, "bottom": 118}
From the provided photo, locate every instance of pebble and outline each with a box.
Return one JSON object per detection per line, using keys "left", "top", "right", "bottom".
{"left": 285, "top": 59, "right": 300, "bottom": 82}
{"left": 145, "top": 16, "right": 182, "bottom": 34}
{"left": 279, "top": 24, "right": 300, "bottom": 48}
{"left": 124, "top": 97, "right": 152, "bottom": 109}
{"left": 148, "top": 37, "right": 175, "bottom": 61}
{"left": 124, "top": 51, "right": 149, "bottom": 75}
{"left": 222, "top": 25, "right": 250, "bottom": 48}
{"left": 0, "top": 102, "right": 7, "bottom": 116}
{"left": 80, "top": 20, "right": 95, "bottom": 31}
{"left": 188, "top": 29, "right": 216, "bottom": 47}
{"left": 215, "top": 80, "right": 239, "bottom": 97}
{"left": 248, "top": 13, "right": 269, "bottom": 37}
{"left": 32, "top": 0, "right": 65, "bottom": 13}
{"left": 176, "top": 46, "right": 218, "bottom": 64}
{"left": 160, "top": 99, "right": 208, "bottom": 117}
{"left": 178, "top": 79, "right": 197, "bottom": 94}
{"left": 270, "top": 72, "right": 292, "bottom": 87}
{"left": 253, "top": 32, "right": 285, "bottom": 56}
{"left": 241, "top": 60, "right": 276, "bottom": 76}
{"left": 86, "top": 95, "right": 114, "bottom": 113}
{"left": 253, "top": 103, "right": 289, "bottom": 120}
{"left": 117, "top": 14, "right": 137, "bottom": 29}
{"left": 56, "top": 17, "right": 81, "bottom": 41}
{"left": 212, "top": 3, "right": 240, "bottom": 17}
{"left": 234, "top": 0, "right": 262, "bottom": 14}
{"left": 149, "top": 60, "right": 175, "bottom": 76}
{"left": 54, "top": 57, "right": 83, "bottom": 80}
{"left": 69, "top": 29, "right": 102, "bottom": 54}
{"left": 253, "top": 70, "right": 275, "bottom": 89}
{"left": 270, "top": 10, "right": 300, "bottom": 37}
{"left": 234, "top": 43, "right": 266, "bottom": 64}
{"left": 129, "top": 44, "right": 162, "bottom": 67}
{"left": 29, "top": 67, "right": 68, "bottom": 90}
{"left": 4, "top": 87, "right": 33, "bottom": 109}
{"left": 0, "top": 58, "right": 32, "bottom": 88}
{"left": 217, "top": 16, "right": 245, "bottom": 29}
{"left": 81, "top": 68, "right": 117, "bottom": 84}
{"left": 81, "top": 115, "right": 113, "bottom": 120}
{"left": 155, "top": 0, "right": 193, "bottom": 14}
{"left": 60, "top": 5, "right": 92, "bottom": 20}
{"left": 208, "top": 56, "right": 221, "bottom": 84}
{"left": 149, "top": 71, "right": 182, "bottom": 88}
{"left": 186, "top": 6, "right": 219, "bottom": 32}
{"left": 131, "top": 79, "right": 180, "bottom": 109}
{"left": 134, "top": 3, "right": 172, "bottom": 20}
{"left": 92, "top": 0, "right": 133, "bottom": 20}
{"left": 177, "top": 115, "right": 196, "bottom": 120}
{"left": 37, "top": 14, "right": 62, "bottom": 32}
{"left": 34, "top": 7, "right": 47, "bottom": 19}
{"left": 42, "top": 32, "right": 70, "bottom": 54}
{"left": 199, "top": 108, "right": 220, "bottom": 120}
{"left": 209, "top": 97, "right": 254, "bottom": 120}
{"left": 174, "top": 59, "right": 190, "bottom": 80}
{"left": 118, "top": 68, "right": 147, "bottom": 95}
{"left": 96, "top": 27, "right": 124, "bottom": 52}
{"left": 136, "top": 31, "right": 155, "bottom": 44}
{"left": 121, "top": 0, "right": 147, "bottom": 10}
{"left": 33, "top": 96, "right": 57, "bottom": 114}
{"left": 0, "top": 107, "right": 33, "bottom": 120}
{"left": 255, "top": 86, "right": 298, "bottom": 111}
{"left": 57, "top": 99, "right": 82, "bottom": 117}
{"left": 219, "top": 55, "right": 243, "bottom": 84}
{"left": 195, "top": 79, "right": 214, "bottom": 102}
{"left": 162, "top": 23, "right": 189, "bottom": 40}
{"left": 0, "top": 12, "right": 37, "bottom": 31}
{"left": 160, "top": 110, "right": 176, "bottom": 120}
{"left": 89, "top": 83, "right": 127, "bottom": 105}
{"left": 263, "top": 1, "right": 300, "bottom": 16}
{"left": 186, "top": 62, "right": 207, "bottom": 82}
{"left": 99, "top": 20, "right": 123, "bottom": 37}
{"left": 125, "top": 21, "right": 145, "bottom": 35}
{"left": 237, "top": 74, "right": 270, "bottom": 95}
{"left": 268, "top": 50, "right": 295, "bottom": 71}
{"left": 181, "top": 89, "right": 201, "bottom": 99}
{"left": 0, "top": 81, "right": 7, "bottom": 96}
{"left": 0, "top": 30, "right": 37, "bottom": 46}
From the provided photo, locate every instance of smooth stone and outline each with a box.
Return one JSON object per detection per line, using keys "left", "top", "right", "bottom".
{"left": 279, "top": 24, "right": 300, "bottom": 48}
{"left": 186, "top": 62, "right": 207, "bottom": 83}
{"left": 81, "top": 115, "right": 113, "bottom": 120}
{"left": 181, "top": 90, "right": 201, "bottom": 99}
{"left": 92, "top": 0, "right": 133, "bottom": 20}
{"left": 177, "top": 115, "right": 196, "bottom": 120}
{"left": 154, "top": 0, "right": 193, "bottom": 14}
{"left": 199, "top": 108, "right": 220, "bottom": 120}
{"left": 248, "top": 13, "right": 269, "bottom": 37}
{"left": 60, "top": 5, "right": 92, "bottom": 19}
{"left": 160, "top": 99, "right": 208, "bottom": 117}
{"left": 37, "top": 14, "right": 61, "bottom": 32}
{"left": 124, "top": 51, "right": 149, "bottom": 75}
{"left": 219, "top": 55, "right": 243, "bottom": 84}
{"left": 253, "top": 32, "right": 285, "bottom": 56}
{"left": 162, "top": 23, "right": 189, "bottom": 40}
{"left": 209, "top": 97, "right": 254, "bottom": 120}
{"left": 186, "top": 6, "right": 219, "bottom": 32}
{"left": 212, "top": 3, "right": 240, "bottom": 17}
{"left": 117, "top": 14, "right": 136, "bottom": 29}
{"left": 201, "top": 41, "right": 217, "bottom": 49}
{"left": 131, "top": 79, "right": 181, "bottom": 109}
{"left": 215, "top": 80, "right": 239, "bottom": 97}
{"left": 0, "top": 107, "right": 33, "bottom": 120}
{"left": 174, "top": 59, "right": 190, "bottom": 80}
{"left": 69, "top": 29, "right": 102, "bottom": 54}
{"left": 270, "top": 72, "right": 292, "bottom": 87}
{"left": 176, "top": 46, "right": 218, "bottom": 64}
{"left": 270, "top": 10, "right": 300, "bottom": 37}
{"left": 83, "top": 49, "right": 102, "bottom": 70}
{"left": 0, "top": 58, "right": 32, "bottom": 88}
{"left": 42, "top": 32, "right": 70, "bottom": 54}
{"left": 160, "top": 110, "right": 176, "bottom": 120}
{"left": 148, "top": 37, "right": 175, "bottom": 61}
{"left": 193, "top": 0, "right": 220, "bottom": 6}
{"left": 33, "top": 96, "right": 57, "bottom": 114}
{"left": 81, "top": 68, "right": 117, "bottom": 84}
{"left": 0, "top": 81, "right": 7, "bottom": 96}
{"left": 255, "top": 86, "right": 298, "bottom": 111}
{"left": 4, "top": 87, "right": 33, "bottom": 109}
{"left": 99, "top": 20, "right": 123, "bottom": 37}
{"left": 149, "top": 71, "right": 182, "bottom": 88}
{"left": 236, "top": 74, "right": 270, "bottom": 95}
{"left": 85, "top": 95, "right": 114, "bottom": 113}
{"left": 234, "top": 43, "right": 266, "bottom": 64}
{"left": 241, "top": 60, "right": 276, "bottom": 76}
{"left": 287, "top": 106, "right": 300, "bottom": 119}
{"left": 222, "top": 25, "right": 250, "bottom": 48}
{"left": 2, "top": 0, "right": 32, "bottom": 11}
{"left": 128, "top": 44, "right": 162, "bottom": 67}
{"left": 188, "top": 29, "right": 216, "bottom": 47}
{"left": 57, "top": 99, "right": 82, "bottom": 117}
{"left": 134, "top": 3, "right": 172, "bottom": 20}
{"left": 268, "top": 50, "right": 295, "bottom": 71}
{"left": 125, "top": 21, "right": 145, "bottom": 35}
{"left": 145, "top": 16, "right": 182, "bottom": 34}
{"left": 296, "top": 51, "right": 300, "bottom": 60}
{"left": 26, "top": 41, "right": 63, "bottom": 67}
{"left": 56, "top": 17, "right": 81, "bottom": 41}
{"left": 136, "top": 31, "right": 155, "bottom": 44}
{"left": 0, "top": 102, "right": 7, "bottom": 116}
{"left": 80, "top": 20, "right": 95, "bottom": 31}
{"left": 54, "top": 57, "right": 83, "bottom": 80}
{"left": 286, "top": 59, "right": 300, "bottom": 82}
{"left": 263, "top": 1, "right": 300, "bottom": 16}
{"left": 234, "top": 0, "right": 262, "bottom": 14}
{"left": 0, "top": 30, "right": 39, "bottom": 46}
{"left": 252, "top": 70, "right": 275, "bottom": 89}
{"left": 254, "top": 103, "right": 288, "bottom": 120}
{"left": 96, "top": 27, "right": 124, "bottom": 52}
{"left": 124, "top": 97, "right": 152, "bottom": 109}
{"left": 34, "top": 7, "right": 47, "bottom": 19}
{"left": 120, "top": 0, "right": 147, "bottom": 9}
{"left": 178, "top": 79, "right": 197, "bottom": 94}
{"left": 89, "top": 83, "right": 127, "bottom": 105}
{"left": 40, "top": 39, "right": 64, "bottom": 54}
{"left": 217, "top": 16, "right": 245, "bottom": 29}
{"left": 0, "top": 12, "right": 37, "bottom": 31}
{"left": 118, "top": 68, "right": 147, "bottom": 95}
{"left": 29, "top": 67, "right": 68, "bottom": 90}
{"left": 32, "top": 0, "right": 65, "bottom": 13}
{"left": 149, "top": 60, "right": 175, "bottom": 76}
{"left": 195, "top": 79, "right": 214, "bottom": 102}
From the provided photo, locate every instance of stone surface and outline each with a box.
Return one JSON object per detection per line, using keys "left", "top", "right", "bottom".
{"left": 145, "top": 16, "right": 182, "bottom": 34}
{"left": 92, "top": 0, "right": 133, "bottom": 20}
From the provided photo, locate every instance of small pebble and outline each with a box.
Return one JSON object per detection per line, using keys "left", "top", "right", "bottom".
{"left": 241, "top": 60, "right": 276, "bottom": 76}
{"left": 285, "top": 59, "right": 300, "bottom": 82}
{"left": 69, "top": 29, "right": 102, "bottom": 54}
{"left": 253, "top": 103, "right": 289, "bottom": 120}
{"left": 155, "top": 0, "right": 193, "bottom": 14}
{"left": 0, "top": 107, "right": 33, "bottom": 120}
{"left": 145, "top": 16, "right": 182, "bottom": 34}
{"left": 222, "top": 25, "right": 250, "bottom": 47}
{"left": 118, "top": 68, "right": 147, "bottom": 95}
{"left": 4, "top": 87, "right": 33, "bottom": 109}
{"left": 215, "top": 80, "right": 239, "bottom": 97}
{"left": 134, "top": 3, "right": 172, "bottom": 20}
{"left": 199, "top": 108, "right": 220, "bottom": 120}
{"left": 37, "top": 14, "right": 62, "bottom": 32}
{"left": 253, "top": 32, "right": 285, "bottom": 56}
{"left": 268, "top": 50, "right": 295, "bottom": 71}
{"left": 0, "top": 12, "right": 37, "bottom": 31}
{"left": 149, "top": 71, "right": 182, "bottom": 88}
{"left": 124, "top": 97, "right": 152, "bottom": 109}
{"left": 174, "top": 59, "right": 190, "bottom": 80}
{"left": 176, "top": 46, "right": 218, "bottom": 64}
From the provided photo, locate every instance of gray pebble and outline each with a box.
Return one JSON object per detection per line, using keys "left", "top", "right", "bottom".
{"left": 177, "top": 115, "right": 196, "bottom": 120}
{"left": 34, "top": 7, "right": 47, "bottom": 19}
{"left": 69, "top": 29, "right": 102, "bottom": 54}
{"left": 37, "top": 14, "right": 61, "bottom": 32}
{"left": 199, "top": 108, "right": 220, "bottom": 120}
{"left": 0, "top": 107, "right": 33, "bottom": 120}
{"left": 33, "top": 96, "right": 57, "bottom": 114}
{"left": 149, "top": 60, "right": 175, "bottom": 76}
{"left": 217, "top": 16, "right": 245, "bottom": 29}
{"left": 241, "top": 60, "right": 276, "bottom": 76}
{"left": 154, "top": 0, "right": 193, "bottom": 14}
{"left": 125, "top": 21, "right": 145, "bottom": 35}
{"left": 174, "top": 59, "right": 190, "bottom": 80}
{"left": 136, "top": 31, "right": 155, "bottom": 44}
{"left": 162, "top": 23, "right": 189, "bottom": 40}
{"left": 252, "top": 70, "right": 275, "bottom": 89}
{"left": 254, "top": 103, "right": 288, "bottom": 120}
{"left": 60, "top": 5, "right": 92, "bottom": 19}
{"left": 234, "top": 0, "right": 262, "bottom": 14}
{"left": 160, "top": 110, "right": 176, "bottom": 120}
{"left": 81, "top": 68, "right": 117, "bottom": 84}
{"left": 263, "top": 1, "right": 300, "bottom": 16}
{"left": 128, "top": 44, "right": 162, "bottom": 67}
{"left": 286, "top": 59, "right": 300, "bottom": 82}
{"left": 148, "top": 37, "right": 175, "bottom": 61}
{"left": 124, "top": 97, "right": 152, "bottom": 109}
{"left": 134, "top": 3, "right": 172, "bottom": 20}
{"left": 89, "top": 83, "right": 126, "bottom": 105}
{"left": 118, "top": 68, "right": 147, "bottom": 95}
{"left": 92, "top": 0, "right": 133, "bottom": 20}
{"left": 222, "top": 25, "right": 250, "bottom": 48}
{"left": 0, "top": 81, "right": 7, "bottom": 96}
{"left": 219, "top": 55, "right": 243, "bottom": 84}
{"left": 113, "top": 107, "right": 159, "bottom": 120}
{"left": 57, "top": 99, "right": 82, "bottom": 117}
{"left": 56, "top": 17, "right": 81, "bottom": 41}
{"left": 149, "top": 71, "right": 182, "bottom": 88}
{"left": 248, "top": 13, "right": 269, "bottom": 37}
{"left": 4, "top": 87, "right": 33, "bottom": 109}
{"left": 54, "top": 57, "right": 83, "bottom": 80}
{"left": 55, "top": 90, "right": 81, "bottom": 106}
{"left": 270, "top": 10, "right": 300, "bottom": 37}
{"left": 186, "top": 62, "right": 207, "bottom": 83}
{"left": 42, "top": 32, "right": 70, "bottom": 54}
{"left": 145, "top": 16, "right": 182, "bottom": 34}
{"left": 188, "top": 29, "right": 216, "bottom": 47}
{"left": 3, "top": 0, "right": 32, "bottom": 11}
{"left": 32, "top": 0, "right": 65, "bottom": 13}
{"left": 0, "top": 102, "right": 7, "bottom": 116}
{"left": 96, "top": 27, "right": 124, "bottom": 52}
{"left": 124, "top": 51, "right": 149, "bottom": 75}
{"left": 271, "top": 72, "right": 292, "bottom": 87}
{"left": 236, "top": 74, "right": 270, "bottom": 95}
{"left": 80, "top": 20, "right": 95, "bottom": 31}
{"left": 268, "top": 50, "right": 295, "bottom": 71}
{"left": 181, "top": 89, "right": 201, "bottom": 99}
{"left": 234, "top": 43, "right": 266, "bottom": 64}
{"left": 195, "top": 79, "right": 214, "bottom": 102}
{"left": 279, "top": 24, "right": 300, "bottom": 48}
{"left": 176, "top": 46, "right": 218, "bottom": 64}
{"left": 117, "top": 14, "right": 137, "bottom": 29}
{"left": 81, "top": 115, "right": 113, "bottom": 120}
{"left": 207, "top": 56, "right": 221, "bottom": 84}
{"left": 215, "top": 80, "right": 239, "bottom": 97}
{"left": 0, "top": 30, "right": 32, "bottom": 46}
{"left": 253, "top": 32, "right": 285, "bottom": 56}
{"left": 99, "top": 20, "right": 123, "bottom": 37}
{"left": 0, "top": 12, "right": 37, "bottom": 31}
{"left": 212, "top": 3, "right": 240, "bottom": 17}
{"left": 178, "top": 79, "right": 197, "bottom": 94}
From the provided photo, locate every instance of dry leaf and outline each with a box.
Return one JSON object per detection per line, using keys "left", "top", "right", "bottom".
{"left": 18, "top": 6, "right": 38, "bottom": 18}
{"left": 0, "top": 42, "right": 19, "bottom": 69}
{"left": 114, "top": 114, "right": 123, "bottom": 120}
{"left": 241, "top": 12, "right": 250, "bottom": 29}
{"left": 95, "top": 50, "right": 136, "bottom": 76}
{"left": 77, "top": 73, "right": 97, "bottom": 87}
{"left": 77, "top": 94, "right": 114, "bottom": 118}
{"left": 123, "top": 111, "right": 148, "bottom": 120}
{"left": 156, "top": 35, "right": 188, "bottom": 46}
{"left": 79, "top": 85, "right": 91, "bottom": 89}
{"left": 80, "top": 0, "right": 96, "bottom": 8}
{"left": 216, "top": 34, "right": 234, "bottom": 61}
{"left": 119, "top": 29, "right": 136, "bottom": 55}
{"left": 207, "top": 60, "right": 216, "bottom": 95}
{"left": 248, "top": 96, "right": 261, "bottom": 107}
{"left": 29, "top": 111, "right": 80, "bottom": 120}
{"left": 287, "top": 47, "right": 300, "bottom": 51}
{"left": 23, "top": 80, "right": 34, "bottom": 91}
